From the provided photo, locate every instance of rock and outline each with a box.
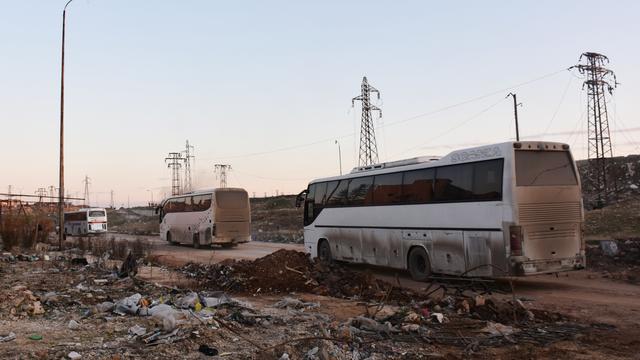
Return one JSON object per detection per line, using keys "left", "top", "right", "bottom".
{"left": 401, "top": 324, "right": 421, "bottom": 332}
{"left": 68, "top": 320, "right": 81, "bottom": 330}
{"left": 68, "top": 351, "right": 82, "bottom": 359}
{"left": 306, "top": 346, "right": 319, "bottom": 357}
{"left": 403, "top": 312, "right": 421, "bottom": 323}
{"left": 0, "top": 332, "right": 16, "bottom": 342}
{"left": 279, "top": 353, "right": 290, "bottom": 360}
{"left": 273, "top": 297, "right": 319, "bottom": 310}
{"left": 481, "top": 321, "right": 516, "bottom": 336}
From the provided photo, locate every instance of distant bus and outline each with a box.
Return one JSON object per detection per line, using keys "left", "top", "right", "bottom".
{"left": 158, "top": 188, "right": 251, "bottom": 248}
{"left": 297, "top": 141, "right": 586, "bottom": 280}
{"left": 64, "top": 208, "right": 108, "bottom": 236}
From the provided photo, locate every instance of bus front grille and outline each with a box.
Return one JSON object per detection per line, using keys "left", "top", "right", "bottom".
{"left": 519, "top": 202, "right": 581, "bottom": 224}
{"left": 526, "top": 227, "right": 576, "bottom": 241}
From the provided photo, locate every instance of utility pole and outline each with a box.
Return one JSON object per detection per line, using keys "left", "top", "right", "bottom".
{"left": 506, "top": 93, "right": 522, "bottom": 141}
{"left": 352, "top": 76, "right": 382, "bottom": 167}
{"left": 183, "top": 140, "right": 195, "bottom": 193}
{"left": 572, "top": 52, "right": 618, "bottom": 207}
{"left": 214, "top": 164, "right": 231, "bottom": 188}
{"left": 165, "top": 152, "right": 184, "bottom": 195}
{"left": 82, "top": 175, "right": 91, "bottom": 207}
{"left": 335, "top": 140, "right": 343, "bottom": 175}
{"left": 110, "top": 190, "right": 114, "bottom": 209}
{"left": 59, "top": 0, "right": 75, "bottom": 250}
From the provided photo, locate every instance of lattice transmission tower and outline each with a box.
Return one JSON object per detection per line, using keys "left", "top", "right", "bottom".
{"left": 352, "top": 76, "right": 382, "bottom": 167}
{"left": 165, "top": 152, "right": 184, "bottom": 196}
{"left": 183, "top": 140, "right": 195, "bottom": 193}
{"left": 214, "top": 164, "right": 231, "bottom": 188}
{"left": 572, "top": 52, "right": 618, "bottom": 206}
{"left": 82, "top": 175, "right": 91, "bottom": 206}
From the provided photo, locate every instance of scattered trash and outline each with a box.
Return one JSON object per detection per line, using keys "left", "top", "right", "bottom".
{"left": 0, "top": 332, "right": 16, "bottom": 343}
{"left": 600, "top": 240, "right": 619, "bottom": 256}
{"left": 28, "top": 334, "right": 43, "bottom": 341}
{"left": 198, "top": 344, "right": 219, "bottom": 356}
{"left": 114, "top": 293, "right": 142, "bottom": 315}
{"left": 431, "top": 313, "right": 446, "bottom": 323}
{"left": 129, "top": 324, "right": 147, "bottom": 337}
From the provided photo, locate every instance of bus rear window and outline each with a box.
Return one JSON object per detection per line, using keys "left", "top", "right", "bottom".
{"left": 89, "top": 210, "right": 106, "bottom": 217}
{"left": 216, "top": 191, "right": 248, "bottom": 209}
{"left": 515, "top": 151, "right": 578, "bottom": 186}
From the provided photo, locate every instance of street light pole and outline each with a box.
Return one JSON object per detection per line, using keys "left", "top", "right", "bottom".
{"left": 58, "top": 0, "right": 74, "bottom": 250}
{"left": 147, "top": 190, "right": 153, "bottom": 205}
{"left": 335, "top": 140, "right": 342, "bottom": 175}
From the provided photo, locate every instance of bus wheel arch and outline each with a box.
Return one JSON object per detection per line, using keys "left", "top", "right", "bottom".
{"left": 407, "top": 246, "right": 432, "bottom": 281}
{"left": 317, "top": 238, "right": 332, "bottom": 263}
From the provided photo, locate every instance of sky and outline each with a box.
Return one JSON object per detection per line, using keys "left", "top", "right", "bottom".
{"left": 1, "top": 0, "right": 638, "bottom": 207}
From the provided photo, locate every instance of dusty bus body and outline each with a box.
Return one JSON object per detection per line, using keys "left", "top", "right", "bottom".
{"left": 158, "top": 188, "right": 251, "bottom": 248}
{"left": 299, "top": 141, "right": 585, "bottom": 280}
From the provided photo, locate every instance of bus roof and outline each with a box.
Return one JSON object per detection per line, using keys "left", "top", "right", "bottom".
{"left": 309, "top": 140, "right": 570, "bottom": 184}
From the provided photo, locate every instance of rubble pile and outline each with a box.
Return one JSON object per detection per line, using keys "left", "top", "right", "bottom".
{"left": 182, "top": 250, "right": 427, "bottom": 302}
{"left": 587, "top": 239, "right": 640, "bottom": 283}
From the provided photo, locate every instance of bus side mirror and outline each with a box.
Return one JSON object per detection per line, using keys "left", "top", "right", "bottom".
{"left": 295, "top": 190, "right": 307, "bottom": 208}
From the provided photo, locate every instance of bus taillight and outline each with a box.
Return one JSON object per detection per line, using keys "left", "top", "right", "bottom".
{"left": 509, "top": 225, "right": 523, "bottom": 256}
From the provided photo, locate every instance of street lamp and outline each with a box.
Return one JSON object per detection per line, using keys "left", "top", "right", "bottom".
{"left": 335, "top": 140, "right": 342, "bottom": 175}
{"left": 58, "top": 0, "right": 74, "bottom": 250}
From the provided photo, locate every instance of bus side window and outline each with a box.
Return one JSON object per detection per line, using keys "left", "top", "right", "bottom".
{"left": 434, "top": 164, "right": 473, "bottom": 202}
{"left": 314, "top": 182, "right": 328, "bottom": 215}
{"left": 326, "top": 180, "right": 349, "bottom": 207}
{"left": 372, "top": 172, "right": 403, "bottom": 205}
{"left": 304, "top": 184, "right": 317, "bottom": 226}
{"left": 402, "top": 169, "right": 434, "bottom": 203}
{"left": 472, "top": 159, "right": 503, "bottom": 200}
{"left": 348, "top": 176, "right": 374, "bottom": 206}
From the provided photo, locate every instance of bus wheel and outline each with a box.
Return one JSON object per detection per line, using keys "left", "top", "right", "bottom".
{"left": 193, "top": 234, "right": 200, "bottom": 249}
{"left": 318, "top": 240, "right": 332, "bottom": 263}
{"left": 408, "top": 247, "right": 431, "bottom": 281}
{"left": 166, "top": 232, "right": 175, "bottom": 245}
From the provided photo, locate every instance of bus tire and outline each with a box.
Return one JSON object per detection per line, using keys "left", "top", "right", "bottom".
{"left": 193, "top": 234, "right": 200, "bottom": 249}
{"left": 408, "top": 247, "right": 431, "bottom": 281}
{"left": 167, "top": 232, "right": 176, "bottom": 245}
{"left": 318, "top": 240, "right": 332, "bottom": 263}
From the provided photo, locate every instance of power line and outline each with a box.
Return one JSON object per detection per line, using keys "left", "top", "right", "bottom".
{"left": 165, "top": 152, "right": 184, "bottom": 196}
{"left": 200, "top": 67, "right": 570, "bottom": 161}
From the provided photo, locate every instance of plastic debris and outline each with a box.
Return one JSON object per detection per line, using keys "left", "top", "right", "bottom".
{"left": 600, "top": 241, "right": 619, "bottom": 256}
{"left": 431, "top": 313, "right": 446, "bottom": 323}
{"left": 0, "top": 332, "right": 16, "bottom": 343}
{"left": 68, "top": 351, "right": 82, "bottom": 359}
{"left": 129, "top": 324, "right": 147, "bottom": 337}
{"left": 28, "top": 334, "right": 43, "bottom": 341}
{"left": 481, "top": 321, "right": 516, "bottom": 336}
{"left": 114, "top": 294, "right": 142, "bottom": 315}
{"left": 177, "top": 292, "right": 199, "bottom": 309}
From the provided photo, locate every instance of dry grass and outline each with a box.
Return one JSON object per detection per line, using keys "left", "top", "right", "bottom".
{"left": 68, "top": 235, "right": 151, "bottom": 260}
{"left": 0, "top": 211, "right": 54, "bottom": 250}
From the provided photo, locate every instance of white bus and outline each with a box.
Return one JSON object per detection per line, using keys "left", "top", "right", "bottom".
{"left": 297, "top": 141, "right": 586, "bottom": 280}
{"left": 64, "top": 208, "right": 108, "bottom": 236}
{"left": 158, "top": 188, "right": 251, "bottom": 248}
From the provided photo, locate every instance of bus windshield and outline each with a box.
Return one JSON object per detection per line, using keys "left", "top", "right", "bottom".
{"left": 216, "top": 191, "right": 248, "bottom": 209}
{"left": 89, "top": 210, "right": 106, "bottom": 217}
{"left": 515, "top": 151, "right": 578, "bottom": 186}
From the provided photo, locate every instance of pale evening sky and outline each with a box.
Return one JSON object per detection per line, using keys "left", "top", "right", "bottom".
{"left": 0, "top": 0, "right": 638, "bottom": 206}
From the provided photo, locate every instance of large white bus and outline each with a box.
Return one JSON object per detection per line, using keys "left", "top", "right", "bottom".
{"left": 64, "top": 208, "right": 108, "bottom": 236}
{"left": 297, "top": 141, "right": 586, "bottom": 280}
{"left": 158, "top": 188, "right": 251, "bottom": 248}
